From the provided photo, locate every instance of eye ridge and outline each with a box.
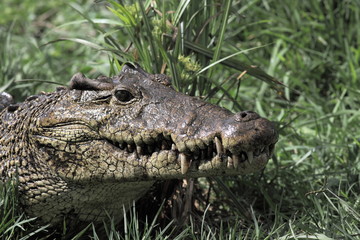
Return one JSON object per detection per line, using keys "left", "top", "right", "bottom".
{"left": 115, "top": 89, "right": 134, "bottom": 102}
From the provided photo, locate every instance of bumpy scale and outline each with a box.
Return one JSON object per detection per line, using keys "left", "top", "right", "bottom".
{"left": 0, "top": 63, "right": 278, "bottom": 224}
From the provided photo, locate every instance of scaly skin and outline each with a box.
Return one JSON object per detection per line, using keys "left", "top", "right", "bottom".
{"left": 0, "top": 63, "right": 278, "bottom": 224}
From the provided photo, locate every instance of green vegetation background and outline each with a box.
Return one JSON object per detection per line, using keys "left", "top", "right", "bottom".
{"left": 0, "top": 0, "right": 359, "bottom": 239}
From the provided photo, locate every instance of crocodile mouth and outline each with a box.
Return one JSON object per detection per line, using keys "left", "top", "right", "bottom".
{"left": 106, "top": 135, "right": 275, "bottom": 175}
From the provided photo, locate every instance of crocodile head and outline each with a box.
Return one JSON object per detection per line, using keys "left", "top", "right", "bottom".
{"left": 34, "top": 63, "right": 278, "bottom": 181}
{"left": 1, "top": 63, "right": 277, "bottom": 224}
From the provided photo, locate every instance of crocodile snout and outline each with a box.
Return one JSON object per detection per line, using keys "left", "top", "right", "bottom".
{"left": 220, "top": 110, "right": 278, "bottom": 163}
{"left": 168, "top": 105, "right": 278, "bottom": 174}
{"left": 223, "top": 110, "right": 277, "bottom": 143}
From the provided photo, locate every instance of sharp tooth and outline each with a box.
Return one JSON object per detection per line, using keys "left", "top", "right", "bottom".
{"left": 247, "top": 151, "right": 253, "bottom": 163}
{"left": 214, "top": 137, "right": 223, "bottom": 155}
{"left": 240, "top": 152, "right": 247, "bottom": 162}
{"left": 129, "top": 144, "right": 135, "bottom": 153}
{"left": 180, "top": 153, "right": 190, "bottom": 174}
{"left": 233, "top": 154, "right": 239, "bottom": 169}
{"left": 136, "top": 145, "right": 143, "bottom": 155}
{"left": 171, "top": 144, "right": 177, "bottom": 151}
{"left": 227, "top": 156, "right": 234, "bottom": 168}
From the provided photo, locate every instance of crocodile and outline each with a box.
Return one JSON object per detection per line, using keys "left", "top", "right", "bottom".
{"left": 0, "top": 63, "right": 278, "bottom": 225}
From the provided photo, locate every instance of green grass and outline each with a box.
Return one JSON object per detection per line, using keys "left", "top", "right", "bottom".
{"left": 1, "top": 0, "right": 360, "bottom": 239}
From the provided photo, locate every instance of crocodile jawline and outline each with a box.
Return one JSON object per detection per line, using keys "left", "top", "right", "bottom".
{"left": 105, "top": 135, "right": 275, "bottom": 174}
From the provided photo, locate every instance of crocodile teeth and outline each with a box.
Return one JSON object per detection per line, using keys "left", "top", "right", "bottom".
{"left": 180, "top": 153, "right": 190, "bottom": 174}
{"left": 227, "top": 156, "right": 234, "bottom": 168}
{"left": 233, "top": 154, "right": 240, "bottom": 169}
{"left": 214, "top": 137, "right": 223, "bottom": 155}
{"left": 247, "top": 151, "right": 253, "bottom": 163}
{"left": 127, "top": 144, "right": 134, "bottom": 153}
{"left": 171, "top": 144, "right": 177, "bottom": 151}
{"left": 136, "top": 145, "right": 143, "bottom": 155}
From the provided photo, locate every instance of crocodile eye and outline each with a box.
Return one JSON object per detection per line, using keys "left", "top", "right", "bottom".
{"left": 115, "top": 89, "right": 134, "bottom": 102}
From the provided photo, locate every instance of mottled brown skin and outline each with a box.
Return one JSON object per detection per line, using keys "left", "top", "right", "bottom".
{"left": 0, "top": 63, "right": 277, "bottom": 225}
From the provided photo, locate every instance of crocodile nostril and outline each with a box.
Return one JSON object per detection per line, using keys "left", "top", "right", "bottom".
{"left": 235, "top": 111, "right": 260, "bottom": 122}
